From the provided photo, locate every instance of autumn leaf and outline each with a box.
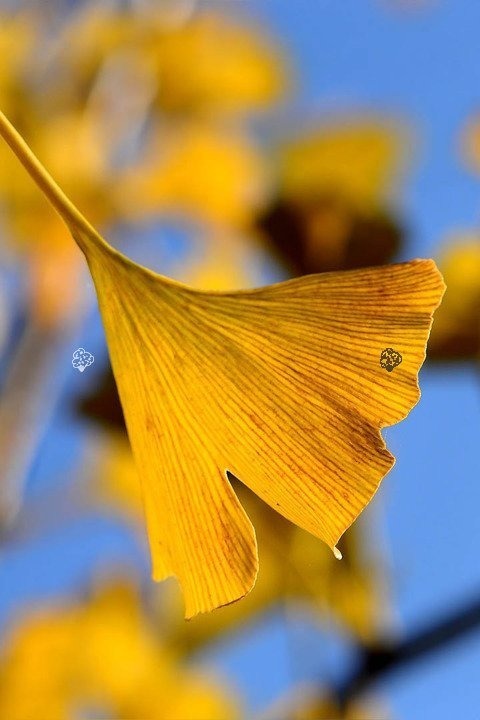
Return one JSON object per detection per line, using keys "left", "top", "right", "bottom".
{"left": 0, "top": 111, "right": 445, "bottom": 618}
{"left": 51, "top": 7, "right": 286, "bottom": 118}
{"left": 259, "top": 118, "right": 407, "bottom": 275}
{"left": 0, "top": 580, "right": 239, "bottom": 720}
{"left": 428, "top": 236, "right": 480, "bottom": 361}
{"left": 0, "top": 14, "right": 35, "bottom": 118}
{"left": 278, "top": 119, "right": 407, "bottom": 208}
{"left": 115, "top": 122, "right": 268, "bottom": 226}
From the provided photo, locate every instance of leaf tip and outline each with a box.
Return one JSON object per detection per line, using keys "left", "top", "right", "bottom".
{"left": 333, "top": 545, "right": 343, "bottom": 561}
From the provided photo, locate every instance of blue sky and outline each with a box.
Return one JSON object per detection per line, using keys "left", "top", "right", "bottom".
{"left": 1, "top": 1, "right": 480, "bottom": 718}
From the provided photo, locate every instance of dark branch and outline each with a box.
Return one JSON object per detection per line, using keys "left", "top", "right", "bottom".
{"left": 338, "top": 592, "right": 480, "bottom": 706}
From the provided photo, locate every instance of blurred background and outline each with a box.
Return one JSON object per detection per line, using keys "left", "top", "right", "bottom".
{"left": 0, "top": 1, "right": 479, "bottom": 718}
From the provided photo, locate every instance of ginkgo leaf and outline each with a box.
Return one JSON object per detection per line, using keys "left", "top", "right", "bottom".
{"left": 428, "top": 236, "right": 480, "bottom": 360}
{"left": 278, "top": 118, "right": 407, "bottom": 208}
{"left": 0, "top": 111, "right": 445, "bottom": 617}
{"left": 0, "top": 580, "right": 239, "bottom": 720}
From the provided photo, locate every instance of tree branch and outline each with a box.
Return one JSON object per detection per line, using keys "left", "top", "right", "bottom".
{"left": 338, "top": 592, "right": 480, "bottom": 706}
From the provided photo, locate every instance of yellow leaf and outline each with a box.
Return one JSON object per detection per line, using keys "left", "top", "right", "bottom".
{"left": 115, "top": 122, "right": 269, "bottom": 226}
{"left": 54, "top": 7, "right": 286, "bottom": 118}
{"left": 428, "top": 236, "right": 480, "bottom": 360}
{"left": 279, "top": 118, "right": 407, "bottom": 208}
{"left": 97, "top": 434, "right": 145, "bottom": 518}
{"left": 0, "top": 112, "right": 445, "bottom": 617}
{"left": 150, "top": 12, "right": 286, "bottom": 116}
{"left": 0, "top": 14, "right": 35, "bottom": 117}
{"left": 0, "top": 580, "right": 239, "bottom": 720}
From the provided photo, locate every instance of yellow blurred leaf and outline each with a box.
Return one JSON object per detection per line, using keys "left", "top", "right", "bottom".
{"left": 96, "top": 434, "right": 144, "bottom": 519}
{"left": 0, "top": 112, "right": 444, "bottom": 618}
{"left": 151, "top": 12, "right": 286, "bottom": 116}
{"left": 116, "top": 122, "right": 269, "bottom": 226}
{"left": 0, "top": 581, "right": 239, "bottom": 720}
{"left": 460, "top": 114, "right": 480, "bottom": 175}
{"left": 428, "top": 236, "right": 480, "bottom": 360}
{"left": 54, "top": 7, "right": 285, "bottom": 117}
{"left": 0, "top": 14, "right": 35, "bottom": 117}
{"left": 435, "top": 238, "right": 480, "bottom": 317}
{"left": 26, "top": 243, "right": 84, "bottom": 328}
{"left": 179, "top": 237, "right": 255, "bottom": 291}
{"left": 279, "top": 119, "right": 406, "bottom": 208}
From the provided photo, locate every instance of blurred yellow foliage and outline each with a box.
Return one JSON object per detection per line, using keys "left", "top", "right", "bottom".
{"left": 0, "top": 582, "right": 239, "bottom": 720}
{"left": 150, "top": 12, "right": 285, "bottom": 117}
{"left": 0, "top": 5, "right": 283, "bottom": 328}
{"left": 429, "top": 236, "right": 480, "bottom": 359}
{"left": 257, "top": 118, "right": 407, "bottom": 276}
{"left": 0, "top": 14, "right": 35, "bottom": 118}
{"left": 116, "top": 122, "right": 269, "bottom": 226}
{"left": 180, "top": 244, "right": 253, "bottom": 291}
{"left": 436, "top": 239, "right": 480, "bottom": 319}
{"left": 279, "top": 119, "right": 405, "bottom": 209}
{"left": 58, "top": 8, "right": 285, "bottom": 118}
{"left": 97, "top": 435, "right": 144, "bottom": 519}
{"left": 460, "top": 114, "right": 480, "bottom": 174}
{"left": 50, "top": 6, "right": 138, "bottom": 104}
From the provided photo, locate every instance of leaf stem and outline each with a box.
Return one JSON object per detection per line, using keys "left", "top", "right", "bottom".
{"left": 0, "top": 110, "right": 109, "bottom": 255}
